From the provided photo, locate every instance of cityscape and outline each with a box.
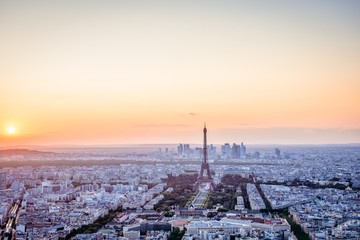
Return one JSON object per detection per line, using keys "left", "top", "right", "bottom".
{"left": 1, "top": 126, "right": 359, "bottom": 239}
{"left": 1, "top": 0, "right": 360, "bottom": 240}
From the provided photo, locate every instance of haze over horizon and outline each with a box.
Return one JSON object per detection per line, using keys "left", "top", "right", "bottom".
{"left": 1, "top": 0, "right": 360, "bottom": 146}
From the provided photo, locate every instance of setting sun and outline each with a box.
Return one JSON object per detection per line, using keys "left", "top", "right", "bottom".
{"left": 7, "top": 127, "right": 15, "bottom": 134}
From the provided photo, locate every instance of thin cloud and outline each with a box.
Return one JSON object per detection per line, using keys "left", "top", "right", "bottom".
{"left": 189, "top": 112, "right": 198, "bottom": 116}
{"left": 212, "top": 127, "right": 360, "bottom": 144}
{"left": 134, "top": 123, "right": 191, "bottom": 128}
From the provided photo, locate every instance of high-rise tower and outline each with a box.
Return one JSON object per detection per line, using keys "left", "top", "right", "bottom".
{"left": 195, "top": 124, "right": 215, "bottom": 190}
{"left": 0, "top": 172, "right": 6, "bottom": 190}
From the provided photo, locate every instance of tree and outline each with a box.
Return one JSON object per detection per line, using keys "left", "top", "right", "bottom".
{"left": 168, "top": 227, "right": 186, "bottom": 240}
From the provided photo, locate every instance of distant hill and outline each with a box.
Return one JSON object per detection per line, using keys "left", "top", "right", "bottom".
{"left": 0, "top": 149, "right": 54, "bottom": 157}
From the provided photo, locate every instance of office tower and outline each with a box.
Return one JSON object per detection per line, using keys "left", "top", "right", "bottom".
{"left": 0, "top": 172, "right": 7, "bottom": 190}
{"left": 221, "top": 143, "right": 231, "bottom": 159}
{"left": 178, "top": 144, "right": 183, "bottom": 155}
{"left": 275, "top": 148, "right": 281, "bottom": 159}
{"left": 184, "top": 144, "right": 191, "bottom": 155}
{"left": 240, "top": 142, "right": 246, "bottom": 158}
{"left": 232, "top": 143, "right": 241, "bottom": 159}
{"left": 209, "top": 144, "right": 216, "bottom": 157}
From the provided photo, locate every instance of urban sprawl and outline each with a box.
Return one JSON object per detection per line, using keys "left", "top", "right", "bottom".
{"left": 0, "top": 141, "right": 359, "bottom": 240}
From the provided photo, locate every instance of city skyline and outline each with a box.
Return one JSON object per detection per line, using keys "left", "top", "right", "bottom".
{"left": 1, "top": 0, "right": 360, "bottom": 146}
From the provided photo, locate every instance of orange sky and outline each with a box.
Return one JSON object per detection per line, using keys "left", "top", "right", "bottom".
{"left": 1, "top": 1, "right": 360, "bottom": 145}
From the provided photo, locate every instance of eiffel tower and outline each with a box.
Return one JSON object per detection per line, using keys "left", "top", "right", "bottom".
{"left": 195, "top": 123, "right": 215, "bottom": 190}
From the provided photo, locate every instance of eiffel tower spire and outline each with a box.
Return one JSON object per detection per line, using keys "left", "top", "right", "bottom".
{"left": 203, "top": 123, "right": 207, "bottom": 164}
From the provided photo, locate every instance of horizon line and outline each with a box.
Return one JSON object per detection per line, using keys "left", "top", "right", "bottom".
{"left": 1, "top": 142, "right": 360, "bottom": 149}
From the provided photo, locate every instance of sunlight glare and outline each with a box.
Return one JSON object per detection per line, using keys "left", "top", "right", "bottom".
{"left": 7, "top": 127, "right": 15, "bottom": 134}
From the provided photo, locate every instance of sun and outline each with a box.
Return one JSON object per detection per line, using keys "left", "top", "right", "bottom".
{"left": 7, "top": 127, "right": 15, "bottom": 134}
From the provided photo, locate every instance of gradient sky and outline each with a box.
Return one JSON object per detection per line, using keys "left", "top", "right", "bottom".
{"left": 1, "top": 0, "right": 360, "bottom": 145}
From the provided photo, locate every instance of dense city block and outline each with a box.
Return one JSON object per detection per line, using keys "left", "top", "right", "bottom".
{"left": 0, "top": 144, "right": 359, "bottom": 239}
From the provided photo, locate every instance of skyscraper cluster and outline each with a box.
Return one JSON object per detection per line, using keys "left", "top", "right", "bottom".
{"left": 177, "top": 142, "right": 246, "bottom": 160}
{"left": 178, "top": 143, "right": 217, "bottom": 158}
{"left": 222, "top": 142, "right": 246, "bottom": 160}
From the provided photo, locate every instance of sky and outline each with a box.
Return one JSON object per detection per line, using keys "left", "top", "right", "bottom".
{"left": 1, "top": 0, "right": 360, "bottom": 146}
